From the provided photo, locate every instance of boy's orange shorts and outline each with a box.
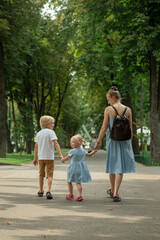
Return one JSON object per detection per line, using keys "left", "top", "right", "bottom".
{"left": 39, "top": 160, "right": 54, "bottom": 178}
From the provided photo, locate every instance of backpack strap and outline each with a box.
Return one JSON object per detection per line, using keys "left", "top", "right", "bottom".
{"left": 112, "top": 106, "right": 128, "bottom": 116}
{"left": 111, "top": 105, "right": 119, "bottom": 115}
{"left": 109, "top": 107, "right": 113, "bottom": 117}
{"left": 122, "top": 107, "right": 127, "bottom": 116}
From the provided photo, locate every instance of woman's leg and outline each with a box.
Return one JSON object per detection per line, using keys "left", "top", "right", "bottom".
{"left": 113, "top": 174, "right": 123, "bottom": 196}
{"left": 68, "top": 182, "right": 73, "bottom": 195}
{"left": 109, "top": 174, "right": 115, "bottom": 193}
{"left": 76, "top": 183, "right": 82, "bottom": 197}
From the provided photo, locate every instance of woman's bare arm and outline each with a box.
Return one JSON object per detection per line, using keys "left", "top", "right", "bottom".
{"left": 94, "top": 107, "right": 109, "bottom": 149}
{"left": 128, "top": 108, "right": 133, "bottom": 139}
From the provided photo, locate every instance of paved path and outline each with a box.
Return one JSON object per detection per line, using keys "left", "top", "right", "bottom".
{"left": 0, "top": 150, "right": 160, "bottom": 240}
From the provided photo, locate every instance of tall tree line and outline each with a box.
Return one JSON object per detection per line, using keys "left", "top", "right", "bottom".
{"left": 0, "top": 0, "right": 160, "bottom": 163}
{"left": 52, "top": 0, "right": 160, "bottom": 162}
{"left": 0, "top": 0, "right": 85, "bottom": 156}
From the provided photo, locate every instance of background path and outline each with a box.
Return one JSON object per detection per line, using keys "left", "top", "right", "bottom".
{"left": 0, "top": 150, "right": 160, "bottom": 240}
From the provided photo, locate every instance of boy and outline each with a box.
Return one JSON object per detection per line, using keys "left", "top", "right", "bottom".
{"left": 33, "top": 115, "right": 63, "bottom": 199}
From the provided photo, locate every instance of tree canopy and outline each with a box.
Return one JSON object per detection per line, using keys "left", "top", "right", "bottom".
{"left": 0, "top": 0, "right": 160, "bottom": 162}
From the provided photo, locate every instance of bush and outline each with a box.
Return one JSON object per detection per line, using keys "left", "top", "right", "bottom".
{"left": 135, "top": 155, "right": 160, "bottom": 166}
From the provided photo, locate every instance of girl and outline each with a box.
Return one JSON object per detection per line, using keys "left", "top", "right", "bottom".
{"left": 94, "top": 86, "right": 135, "bottom": 202}
{"left": 61, "top": 134, "right": 97, "bottom": 201}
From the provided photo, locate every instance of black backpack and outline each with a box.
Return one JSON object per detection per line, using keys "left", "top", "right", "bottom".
{"left": 109, "top": 106, "right": 131, "bottom": 141}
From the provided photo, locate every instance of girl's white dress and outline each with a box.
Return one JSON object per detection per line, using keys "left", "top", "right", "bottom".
{"left": 67, "top": 148, "right": 92, "bottom": 183}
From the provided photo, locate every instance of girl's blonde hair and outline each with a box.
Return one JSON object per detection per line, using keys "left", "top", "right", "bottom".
{"left": 71, "top": 134, "right": 85, "bottom": 145}
{"left": 107, "top": 86, "right": 121, "bottom": 101}
{"left": 40, "top": 115, "right": 55, "bottom": 129}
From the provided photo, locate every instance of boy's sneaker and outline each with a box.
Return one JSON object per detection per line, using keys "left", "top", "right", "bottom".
{"left": 46, "top": 191, "right": 53, "bottom": 199}
{"left": 66, "top": 194, "right": 74, "bottom": 200}
{"left": 75, "top": 196, "right": 83, "bottom": 201}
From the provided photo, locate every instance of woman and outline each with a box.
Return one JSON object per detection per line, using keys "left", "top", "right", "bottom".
{"left": 94, "top": 86, "right": 135, "bottom": 202}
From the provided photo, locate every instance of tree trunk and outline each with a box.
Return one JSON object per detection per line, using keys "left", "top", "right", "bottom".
{"left": 158, "top": 64, "right": 160, "bottom": 114}
{"left": 123, "top": 94, "right": 140, "bottom": 155}
{"left": 6, "top": 98, "right": 13, "bottom": 153}
{"left": 150, "top": 52, "right": 160, "bottom": 163}
{"left": 140, "top": 79, "right": 144, "bottom": 152}
{"left": 10, "top": 91, "right": 19, "bottom": 152}
{"left": 55, "top": 79, "right": 70, "bottom": 128}
{"left": 24, "top": 58, "right": 34, "bottom": 154}
{"left": 25, "top": 114, "right": 34, "bottom": 154}
{"left": 6, "top": 121, "right": 12, "bottom": 153}
{"left": 0, "top": 38, "right": 7, "bottom": 157}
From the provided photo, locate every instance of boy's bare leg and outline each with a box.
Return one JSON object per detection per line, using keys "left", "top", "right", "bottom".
{"left": 76, "top": 183, "right": 82, "bottom": 197}
{"left": 68, "top": 182, "right": 73, "bottom": 195}
{"left": 47, "top": 177, "right": 53, "bottom": 192}
{"left": 39, "top": 177, "right": 44, "bottom": 192}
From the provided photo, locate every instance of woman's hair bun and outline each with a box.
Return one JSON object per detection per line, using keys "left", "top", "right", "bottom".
{"left": 111, "top": 86, "right": 118, "bottom": 91}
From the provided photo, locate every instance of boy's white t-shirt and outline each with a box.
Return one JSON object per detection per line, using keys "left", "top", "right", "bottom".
{"left": 35, "top": 128, "right": 57, "bottom": 160}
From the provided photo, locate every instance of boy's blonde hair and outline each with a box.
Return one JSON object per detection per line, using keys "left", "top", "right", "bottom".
{"left": 71, "top": 134, "right": 85, "bottom": 145}
{"left": 40, "top": 115, "right": 55, "bottom": 129}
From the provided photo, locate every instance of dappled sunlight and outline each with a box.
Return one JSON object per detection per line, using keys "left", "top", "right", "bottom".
{"left": 0, "top": 151, "right": 160, "bottom": 240}
{"left": 124, "top": 173, "right": 160, "bottom": 181}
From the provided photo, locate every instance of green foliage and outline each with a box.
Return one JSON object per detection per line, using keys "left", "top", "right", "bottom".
{"left": 0, "top": 148, "right": 69, "bottom": 164}
{"left": 0, "top": 153, "right": 34, "bottom": 165}
{"left": 2, "top": 0, "right": 160, "bottom": 158}
{"left": 2, "top": 0, "right": 79, "bottom": 150}
{"left": 135, "top": 153, "right": 160, "bottom": 166}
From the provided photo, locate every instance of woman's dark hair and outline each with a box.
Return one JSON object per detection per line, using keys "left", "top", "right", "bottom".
{"left": 107, "top": 86, "right": 121, "bottom": 100}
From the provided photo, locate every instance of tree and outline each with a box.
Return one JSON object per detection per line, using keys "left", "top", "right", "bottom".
{"left": 57, "top": 0, "right": 140, "bottom": 152}
{"left": 53, "top": 0, "right": 160, "bottom": 161}
{"left": 110, "top": 0, "right": 160, "bottom": 161}
{"left": 0, "top": 38, "right": 7, "bottom": 157}
{"left": 0, "top": 0, "right": 10, "bottom": 157}
{"left": 2, "top": 0, "right": 80, "bottom": 152}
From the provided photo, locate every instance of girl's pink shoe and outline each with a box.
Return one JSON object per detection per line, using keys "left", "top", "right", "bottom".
{"left": 66, "top": 194, "right": 74, "bottom": 200}
{"left": 75, "top": 196, "right": 83, "bottom": 201}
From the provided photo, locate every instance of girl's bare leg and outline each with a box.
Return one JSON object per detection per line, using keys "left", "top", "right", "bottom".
{"left": 114, "top": 174, "right": 123, "bottom": 196}
{"left": 68, "top": 182, "right": 73, "bottom": 195}
{"left": 76, "top": 183, "right": 82, "bottom": 197}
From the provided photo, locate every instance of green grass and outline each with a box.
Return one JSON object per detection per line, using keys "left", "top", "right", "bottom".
{"left": 0, "top": 148, "right": 69, "bottom": 165}
{"left": 135, "top": 152, "right": 160, "bottom": 166}
{"left": 140, "top": 151, "right": 151, "bottom": 158}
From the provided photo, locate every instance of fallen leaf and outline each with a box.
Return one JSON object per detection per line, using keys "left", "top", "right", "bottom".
{"left": 6, "top": 220, "right": 10, "bottom": 225}
{"left": 48, "top": 230, "right": 55, "bottom": 233}
{"left": 106, "top": 208, "right": 113, "bottom": 211}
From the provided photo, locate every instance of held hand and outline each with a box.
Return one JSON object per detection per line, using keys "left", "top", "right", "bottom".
{"left": 92, "top": 149, "right": 97, "bottom": 155}
{"left": 60, "top": 156, "right": 64, "bottom": 163}
{"left": 61, "top": 158, "right": 65, "bottom": 164}
{"left": 94, "top": 142, "right": 100, "bottom": 150}
{"left": 33, "top": 159, "right": 38, "bottom": 166}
